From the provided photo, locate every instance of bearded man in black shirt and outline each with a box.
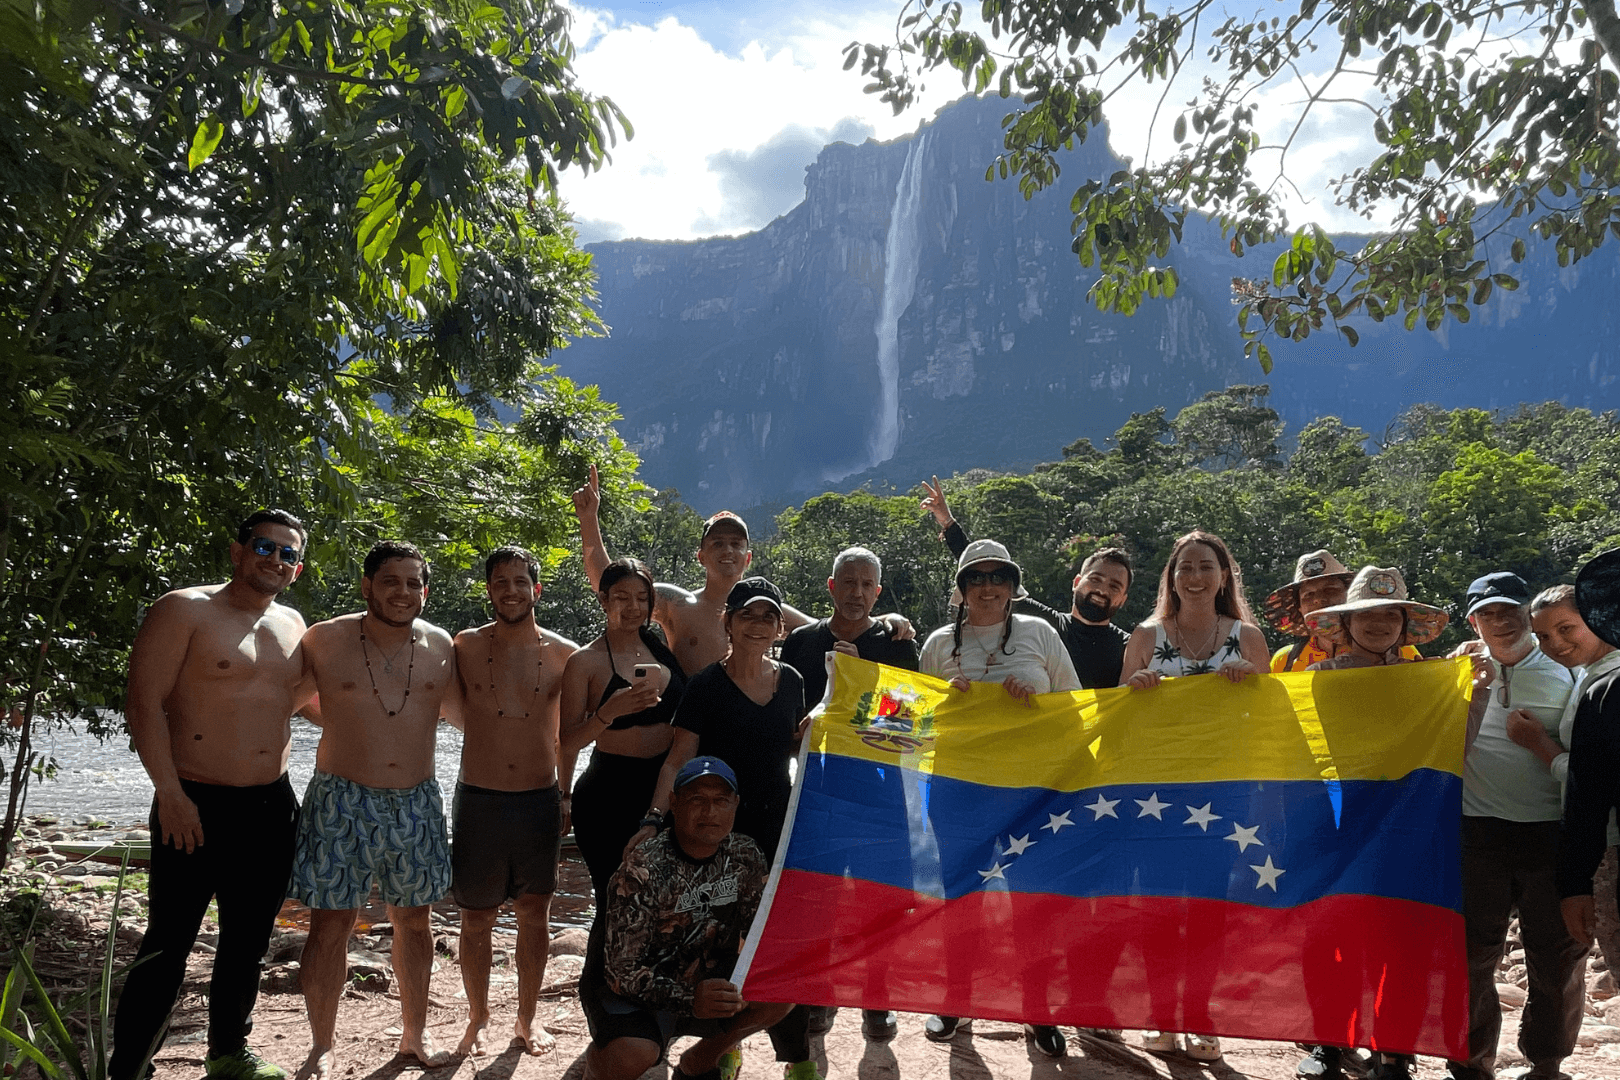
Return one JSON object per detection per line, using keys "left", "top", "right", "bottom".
{"left": 921, "top": 476, "right": 1133, "bottom": 689}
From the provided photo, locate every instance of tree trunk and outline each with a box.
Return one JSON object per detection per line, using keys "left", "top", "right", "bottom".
{"left": 1590, "top": 0, "right": 1620, "bottom": 69}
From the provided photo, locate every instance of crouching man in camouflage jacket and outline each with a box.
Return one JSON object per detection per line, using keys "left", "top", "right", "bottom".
{"left": 583, "top": 756, "right": 792, "bottom": 1080}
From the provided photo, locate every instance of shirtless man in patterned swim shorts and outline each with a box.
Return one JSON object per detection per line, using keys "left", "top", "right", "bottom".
{"left": 291, "top": 541, "right": 460, "bottom": 1079}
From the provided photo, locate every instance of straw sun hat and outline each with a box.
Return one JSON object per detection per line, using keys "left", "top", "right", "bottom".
{"left": 1302, "top": 566, "right": 1449, "bottom": 647}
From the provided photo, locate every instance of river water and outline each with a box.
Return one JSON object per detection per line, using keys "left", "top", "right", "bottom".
{"left": 13, "top": 719, "right": 593, "bottom": 829}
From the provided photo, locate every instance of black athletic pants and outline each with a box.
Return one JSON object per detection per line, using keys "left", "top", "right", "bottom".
{"left": 110, "top": 775, "right": 298, "bottom": 1080}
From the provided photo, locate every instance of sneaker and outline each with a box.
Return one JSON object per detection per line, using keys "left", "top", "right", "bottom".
{"left": 719, "top": 1049, "right": 743, "bottom": 1080}
{"left": 1029, "top": 1025, "right": 1067, "bottom": 1058}
{"left": 204, "top": 1048, "right": 287, "bottom": 1080}
{"left": 1141, "top": 1031, "right": 1180, "bottom": 1053}
{"left": 806, "top": 1005, "right": 836, "bottom": 1034}
{"left": 862, "top": 1010, "right": 899, "bottom": 1041}
{"left": 1298, "top": 1045, "right": 1343, "bottom": 1080}
{"left": 925, "top": 1015, "right": 961, "bottom": 1042}
{"left": 1185, "top": 1035, "right": 1222, "bottom": 1062}
{"left": 783, "top": 1062, "right": 823, "bottom": 1080}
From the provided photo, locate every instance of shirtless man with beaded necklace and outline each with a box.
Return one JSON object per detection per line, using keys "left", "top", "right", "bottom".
{"left": 291, "top": 540, "right": 460, "bottom": 1080}
{"left": 448, "top": 546, "right": 579, "bottom": 1058}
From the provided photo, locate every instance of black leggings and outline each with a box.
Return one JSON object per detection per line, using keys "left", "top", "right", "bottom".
{"left": 571, "top": 749, "right": 666, "bottom": 903}
{"left": 110, "top": 775, "right": 298, "bottom": 1079}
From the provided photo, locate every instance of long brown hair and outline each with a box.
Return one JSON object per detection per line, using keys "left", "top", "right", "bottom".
{"left": 1152, "top": 531, "right": 1255, "bottom": 624}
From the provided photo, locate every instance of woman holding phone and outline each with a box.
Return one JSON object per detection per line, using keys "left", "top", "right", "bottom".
{"left": 560, "top": 558, "right": 688, "bottom": 903}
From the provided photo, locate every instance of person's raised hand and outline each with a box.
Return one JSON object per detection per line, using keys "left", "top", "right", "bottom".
{"left": 920, "top": 476, "right": 952, "bottom": 528}
{"left": 693, "top": 979, "right": 746, "bottom": 1019}
{"left": 571, "top": 464, "right": 600, "bottom": 522}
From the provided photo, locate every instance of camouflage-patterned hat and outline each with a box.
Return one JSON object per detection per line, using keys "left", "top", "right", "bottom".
{"left": 1303, "top": 566, "right": 1448, "bottom": 647}
{"left": 1263, "top": 549, "right": 1356, "bottom": 638}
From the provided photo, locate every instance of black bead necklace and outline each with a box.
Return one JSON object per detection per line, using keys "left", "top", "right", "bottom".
{"left": 488, "top": 628, "right": 544, "bottom": 718}
{"left": 360, "top": 615, "right": 415, "bottom": 717}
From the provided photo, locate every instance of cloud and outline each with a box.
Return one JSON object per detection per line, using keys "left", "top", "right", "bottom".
{"left": 555, "top": 4, "right": 955, "bottom": 241}
{"left": 696, "top": 118, "right": 875, "bottom": 232}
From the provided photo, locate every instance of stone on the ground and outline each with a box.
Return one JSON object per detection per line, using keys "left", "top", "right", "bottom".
{"left": 266, "top": 930, "right": 307, "bottom": 964}
{"left": 347, "top": 950, "right": 391, "bottom": 993}
{"left": 1593, "top": 970, "right": 1618, "bottom": 1000}
{"left": 549, "top": 928, "right": 587, "bottom": 957}
{"left": 545, "top": 954, "right": 584, "bottom": 985}
{"left": 261, "top": 962, "right": 301, "bottom": 993}
{"left": 1498, "top": 983, "right": 1529, "bottom": 1008}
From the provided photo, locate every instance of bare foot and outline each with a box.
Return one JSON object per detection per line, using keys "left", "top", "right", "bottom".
{"left": 295, "top": 1048, "right": 336, "bottom": 1080}
{"left": 515, "top": 1016, "right": 556, "bottom": 1056}
{"left": 456, "top": 1018, "right": 490, "bottom": 1057}
{"left": 399, "top": 1030, "right": 451, "bottom": 1068}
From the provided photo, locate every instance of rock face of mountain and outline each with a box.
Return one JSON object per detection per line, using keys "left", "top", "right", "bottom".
{"left": 558, "top": 95, "right": 1620, "bottom": 514}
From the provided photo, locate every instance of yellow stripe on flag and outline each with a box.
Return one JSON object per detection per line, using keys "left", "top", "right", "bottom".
{"left": 807, "top": 653, "right": 1473, "bottom": 789}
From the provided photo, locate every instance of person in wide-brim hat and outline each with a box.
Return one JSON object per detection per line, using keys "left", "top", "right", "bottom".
{"left": 1304, "top": 565, "right": 1449, "bottom": 649}
{"left": 948, "top": 538, "right": 1030, "bottom": 607}
{"left": 1263, "top": 549, "right": 1355, "bottom": 639}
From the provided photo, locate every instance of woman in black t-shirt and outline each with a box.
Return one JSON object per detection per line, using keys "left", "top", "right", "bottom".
{"left": 629, "top": 576, "right": 809, "bottom": 865}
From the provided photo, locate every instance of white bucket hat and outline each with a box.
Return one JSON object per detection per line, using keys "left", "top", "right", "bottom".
{"left": 950, "top": 539, "right": 1029, "bottom": 607}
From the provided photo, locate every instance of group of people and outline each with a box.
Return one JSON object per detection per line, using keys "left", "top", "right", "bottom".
{"left": 105, "top": 469, "right": 1620, "bottom": 1080}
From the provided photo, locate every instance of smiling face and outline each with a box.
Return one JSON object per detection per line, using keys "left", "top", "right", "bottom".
{"left": 230, "top": 523, "right": 304, "bottom": 597}
{"left": 1171, "top": 542, "right": 1227, "bottom": 609}
{"left": 486, "top": 557, "right": 540, "bottom": 625}
{"left": 1297, "top": 577, "right": 1350, "bottom": 617}
{"left": 1531, "top": 602, "right": 1611, "bottom": 670}
{"left": 1345, "top": 606, "right": 1407, "bottom": 658}
{"left": 603, "top": 575, "right": 654, "bottom": 632}
{"left": 1072, "top": 559, "right": 1129, "bottom": 622}
{"left": 828, "top": 560, "right": 882, "bottom": 624}
{"left": 1470, "top": 601, "right": 1532, "bottom": 656}
{"left": 726, "top": 599, "right": 782, "bottom": 655}
{"left": 361, "top": 556, "right": 428, "bottom": 628}
{"left": 961, "top": 561, "right": 1015, "bottom": 625}
{"left": 697, "top": 524, "right": 751, "bottom": 585}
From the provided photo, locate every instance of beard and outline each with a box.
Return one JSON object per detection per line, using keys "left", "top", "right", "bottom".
{"left": 1075, "top": 592, "right": 1114, "bottom": 623}
{"left": 366, "top": 596, "right": 421, "bottom": 628}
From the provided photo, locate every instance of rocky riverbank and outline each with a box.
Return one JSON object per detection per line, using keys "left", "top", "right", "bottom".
{"left": 9, "top": 814, "right": 1620, "bottom": 1080}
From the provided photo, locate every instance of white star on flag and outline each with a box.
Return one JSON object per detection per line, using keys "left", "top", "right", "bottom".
{"left": 979, "top": 862, "right": 1007, "bottom": 882}
{"left": 1134, "top": 792, "right": 1170, "bottom": 819}
{"left": 1251, "top": 855, "right": 1286, "bottom": 891}
{"left": 1005, "top": 834, "right": 1036, "bottom": 856}
{"left": 1225, "top": 824, "right": 1263, "bottom": 852}
{"left": 1042, "top": 811, "right": 1074, "bottom": 833}
{"left": 1086, "top": 793, "right": 1121, "bottom": 820}
{"left": 1184, "top": 803, "right": 1222, "bottom": 831}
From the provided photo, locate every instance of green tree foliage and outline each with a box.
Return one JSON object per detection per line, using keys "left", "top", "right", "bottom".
{"left": 758, "top": 390, "right": 1618, "bottom": 655}
{"left": 848, "top": 0, "right": 1620, "bottom": 369}
{"left": 0, "top": 0, "right": 632, "bottom": 842}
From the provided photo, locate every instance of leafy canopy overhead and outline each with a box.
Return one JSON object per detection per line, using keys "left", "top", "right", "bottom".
{"left": 847, "top": 0, "right": 1620, "bottom": 370}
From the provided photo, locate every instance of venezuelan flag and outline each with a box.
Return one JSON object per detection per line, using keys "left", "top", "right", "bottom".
{"left": 734, "top": 654, "right": 1473, "bottom": 1057}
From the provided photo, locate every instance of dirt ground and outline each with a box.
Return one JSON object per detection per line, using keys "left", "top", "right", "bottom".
{"left": 12, "top": 818, "right": 1620, "bottom": 1080}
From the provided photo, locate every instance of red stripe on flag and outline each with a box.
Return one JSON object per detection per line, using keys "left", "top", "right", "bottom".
{"left": 742, "top": 870, "right": 1467, "bottom": 1058}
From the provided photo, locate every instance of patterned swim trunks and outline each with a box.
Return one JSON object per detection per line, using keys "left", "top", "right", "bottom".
{"left": 290, "top": 770, "right": 451, "bottom": 910}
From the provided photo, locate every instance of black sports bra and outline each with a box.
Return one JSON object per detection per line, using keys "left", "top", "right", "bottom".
{"left": 596, "top": 626, "right": 687, "bottom": 729}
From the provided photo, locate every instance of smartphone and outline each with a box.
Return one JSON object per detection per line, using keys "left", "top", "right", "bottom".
{"left": 633, "top": 666, "right": 650, "bottom": 680}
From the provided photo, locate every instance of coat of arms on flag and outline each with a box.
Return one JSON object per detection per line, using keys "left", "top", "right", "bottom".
{"left": 735, "top": 654, "right": 1475, "bottom": 1057}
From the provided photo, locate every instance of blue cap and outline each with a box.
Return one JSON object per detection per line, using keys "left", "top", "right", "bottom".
{"left": 1465, "top": 571, "right": 1532, "bottom": 616}
{"left": 673, "top": 756, "right": 739, "bottom": 793}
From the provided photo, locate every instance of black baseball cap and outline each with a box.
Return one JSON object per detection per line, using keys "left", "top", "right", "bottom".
{"left": 673, "top": 756, "right": 739, "bottom": 793}
{"left": 726, "top": 576, "right": 783, "bottom": 614}
{"left": 1576, "top": 549, "right": 1620, "bottom": 650}
{"left": 1465, "top": 572, "right": 1532, "bottom": 616}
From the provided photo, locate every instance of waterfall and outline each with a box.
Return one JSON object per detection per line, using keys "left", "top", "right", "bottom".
{"left": 869, "top": 133, "right": 928, "bottom": 467}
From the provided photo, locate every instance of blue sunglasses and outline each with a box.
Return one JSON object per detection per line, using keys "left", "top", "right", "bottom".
{"left": 249, "top": 536, "right": 301, "bottom": 566}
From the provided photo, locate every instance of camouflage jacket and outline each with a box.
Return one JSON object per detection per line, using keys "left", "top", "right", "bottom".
{"left": 603, "top": 830, "right": 768, "bottom": 1011}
